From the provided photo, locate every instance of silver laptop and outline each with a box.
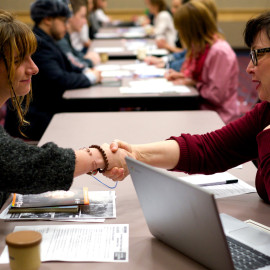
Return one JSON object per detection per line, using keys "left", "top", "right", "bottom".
{"left": 126, "top": 157, "right": 270, "bottom": 270}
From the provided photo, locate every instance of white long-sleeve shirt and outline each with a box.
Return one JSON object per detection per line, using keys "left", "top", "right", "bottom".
{"left": 154, "top": 10, "right": 176, "bottom": 47}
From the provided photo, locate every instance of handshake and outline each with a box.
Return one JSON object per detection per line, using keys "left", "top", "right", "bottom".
{"left": 102, "top": 140, "right": 137, "bottom": 181}
{"left": 92, "top": 139, "right": 179, "bottom": 181}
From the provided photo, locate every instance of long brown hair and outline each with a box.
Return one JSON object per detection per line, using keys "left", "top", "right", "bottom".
{"left": 0, "top": 9, "right": 37, "bottom": 133}
{"left": 174, "top": 0, "right": 222, "bottom": 58}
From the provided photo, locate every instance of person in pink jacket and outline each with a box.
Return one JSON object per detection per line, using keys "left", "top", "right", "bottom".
{"left": 165, "top": 0, "right": 240, "bottom": 124}
{"left": 105, "top": 10, "right": 270, "bottom": 204}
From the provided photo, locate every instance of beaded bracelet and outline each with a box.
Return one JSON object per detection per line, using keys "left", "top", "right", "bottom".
{"left": 89, "top": 145, "right": 109, "bottom": 174}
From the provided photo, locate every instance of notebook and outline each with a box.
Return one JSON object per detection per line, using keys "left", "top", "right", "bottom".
{"left": 126, "top": 157, "right": 270, "bottom": 270}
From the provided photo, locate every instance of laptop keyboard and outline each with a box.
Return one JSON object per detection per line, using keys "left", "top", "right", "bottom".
{"left": 227, "top": 236, "right": 270, "bottom": 270}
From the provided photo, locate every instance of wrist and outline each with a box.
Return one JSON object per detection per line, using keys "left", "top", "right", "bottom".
{"left": 91, "top": 148, "right": 105, "bottom": 170}
{"left": 89, "top": 145, "right": 109, "bottom": 173}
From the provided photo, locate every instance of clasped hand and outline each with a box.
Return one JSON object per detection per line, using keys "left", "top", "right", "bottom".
{"left": 165, "top": 69, "right": 196, "bottom": 86}
{"left": 102, "top": 140, "right": 135, "bottom": 181}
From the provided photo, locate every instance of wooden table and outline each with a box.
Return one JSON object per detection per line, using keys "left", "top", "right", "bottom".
{"left": 0, "top": 110, "right": 263, "bottom": 270}
{"left": 95, "top": 26, "right": 151, "bottom": 39}
{"left": 90, "top": 39, "right": 168, "bottom": 59}
{"left": 63, "top": 60, "right": 199, "bottom": 112}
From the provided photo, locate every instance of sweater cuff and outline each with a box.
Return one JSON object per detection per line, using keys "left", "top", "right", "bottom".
{"left": 83, "top": 69, "right": 96, "bottom": 84}
{"left": 167, "top": 136, "right": 190, "bottom": 172}
{"left": 257, "top": 129, "right": 270, "bottom": 159}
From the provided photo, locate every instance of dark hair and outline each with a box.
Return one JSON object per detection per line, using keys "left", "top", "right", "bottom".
{"left": 31, "top": 0, "right": 71, "bottom": 25}
{"left": 244, "top": 11, "right": 270, "bottom": 48}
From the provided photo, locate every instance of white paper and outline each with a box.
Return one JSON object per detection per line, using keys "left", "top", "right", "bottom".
{"left": 101, "top": 70, "right": 132, "bottom": 78}
{"left": 121, "top": 63, "right": 148, "bottom": 70}
{"left": 95, "top": 33, "right": 121, "bottom": 38}
{"left": 125, "top": 40, "right": 147, "bottom": 50}
{"left": 146, "top": 48, "right": 168, "bottom": 56}
{"left": 133, "top": 67, "right": 166, "bottom": 77}
{"left": 120, "top": 78, "right": 190, "bottom": 94}
{"left": 202, "top": 180, "right": 256, "bottom": 198}
{"left": 0, "top": 224, "right": 129, "bottom": 263}
{"left": 179, "top": 172, "right": 238, "bottom": 186}
{"left": 122, "top": 32, "right": 146, "bottom": 38}
{"left": 179, "top": 172, "right": 256, "bottom": 198}
{"left": 96, "top": 63, "right": 165, "bottom": 78}
{"left": 96, "top": 64, "right": 121, "bottom": 71}
{"left": 93, "top": 47, "right": 124, "bottom": 53}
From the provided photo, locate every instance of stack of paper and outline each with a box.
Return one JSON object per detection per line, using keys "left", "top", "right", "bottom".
{"left": 96, "top": 63, "right": 168, "bottom": 78}
{"left": 179, "top": 172, "right": 256, "bottom": 198}
{"left": 94, "top": 32, "right": 121, "bottom": 38}
{"left": 0, "top": 190, "right": 116, "bottom": 222}
{"left": 120, "top": 78, "right": 191, "bottom": 94}
{"left": 125, "top": 40, "right": 147, "bottom": 51}
{"left": 93, "top": 47, "right": 124, "bottom": 53}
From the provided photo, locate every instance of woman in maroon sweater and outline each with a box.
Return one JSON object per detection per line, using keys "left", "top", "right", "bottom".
{"left": 106, "top": 11, "right": 270, "bottom": 203}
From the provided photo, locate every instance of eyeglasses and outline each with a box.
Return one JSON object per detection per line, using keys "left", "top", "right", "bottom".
{"left": 250, "top": 47, "right": 270, "bottom": 66}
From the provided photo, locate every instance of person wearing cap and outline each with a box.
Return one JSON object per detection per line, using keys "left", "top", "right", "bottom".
{"left": 4, "top": 0, "right": 101, "bottom": 141}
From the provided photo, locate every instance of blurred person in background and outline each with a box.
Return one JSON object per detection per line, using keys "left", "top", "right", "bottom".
{"left": 145, "top": 0, "right": 176, "bottom": 49}
{"left": 93, "top": 0, "right": 111, "bottom": 26}
{"left": 58, "top": 0, "right": 100, "bottom": 68}
{"left": 165, "top": 0, "right": 239, "bottom": 124}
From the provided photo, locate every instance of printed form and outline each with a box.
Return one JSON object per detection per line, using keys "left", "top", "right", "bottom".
{"left": 179, "top": 172, "right": 256, "bottom": 198}
{"left": 0, "top": 224, "right": 129, "bottom": 263}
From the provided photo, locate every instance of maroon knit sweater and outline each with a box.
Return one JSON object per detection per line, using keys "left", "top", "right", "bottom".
{"left": 170, "top": 101, "right": 270, "bottom": 203}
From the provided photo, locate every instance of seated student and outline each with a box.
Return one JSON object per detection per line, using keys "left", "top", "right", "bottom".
{"left": 4, "top": 0, "right": 101, "bottom": 141}
{"left": 93, "top": 0, "right": 111, "bottom": 26}
{"left": 145, "top": 0, "right": 218, "bottom": 72}
{"left": 69, "top": 0, "right": 92, "bottom": 54}
{"left": 88, "top": 0, "right": 100, "bottom": 39}
{"left": 0, "top": 9, "right": 130, "bottom": 208}
{"left": 155, "top": 0, "right": 184, "bottom": 53}
{"left": 144, "top": 0, "right": 186, "bottom": 71}
{"left": 69, "top": 0, "right": 93, "bottom": 53}
{"left": 145, "top": 0, "right": 177, "bottom": 49}
{"left": 141, "top": 0, "right": 172, "bottom": 26}
{"left": 106, "top": 10, "right": 270, "bottom": 204}
{"left": 165, "top": 0, "right": 239, "bottom": 124}
{"left": 57, "top": 0, "right": 100, "bottom": 68}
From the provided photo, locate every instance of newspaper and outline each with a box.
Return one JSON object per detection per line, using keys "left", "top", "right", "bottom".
{"left": 0, "top": 191, "right": 116, "bottom": 222}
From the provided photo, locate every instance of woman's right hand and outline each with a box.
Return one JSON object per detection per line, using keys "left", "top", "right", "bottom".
{"left": 165, "top": 69, "right": 185, "bottom": 81}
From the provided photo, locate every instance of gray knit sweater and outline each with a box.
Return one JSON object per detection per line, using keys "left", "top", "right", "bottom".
{"left": 0, "top": 126, "right": 75, "bottom": 208}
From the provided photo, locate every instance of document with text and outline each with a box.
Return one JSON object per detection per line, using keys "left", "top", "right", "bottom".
{"left": 120, "top": 78, "right": 191, "bottom": 94}
{"left": 0, "top": 224, "right": 129, "bottom": 263}
{"left": 179, "top": 172, "right": 256, "bottom": 198}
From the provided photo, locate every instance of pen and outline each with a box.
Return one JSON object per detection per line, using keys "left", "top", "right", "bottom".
{"left": 198, "top": 179, "right": 238, "bottom": 187}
